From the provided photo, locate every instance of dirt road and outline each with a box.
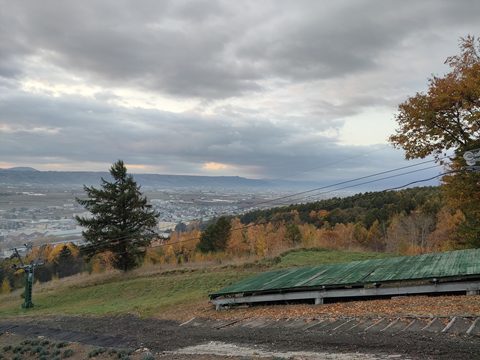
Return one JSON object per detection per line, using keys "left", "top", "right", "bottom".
{"left": 2, "top": 315, "right": 480, "bottom": 359}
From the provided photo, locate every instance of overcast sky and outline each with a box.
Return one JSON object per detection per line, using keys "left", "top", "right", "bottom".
{"left": 1, "top": 0, "right": 479, "bottom": 184}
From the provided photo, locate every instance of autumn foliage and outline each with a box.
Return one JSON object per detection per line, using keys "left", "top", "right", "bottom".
{"left": 389, "top": 35, "right": 480, "bottom": 160}
{"left": 390, "top": 35, "right": 480, "bottom": 245}
{"left": 156, "top": 187, "right": 466, "bottom": 265}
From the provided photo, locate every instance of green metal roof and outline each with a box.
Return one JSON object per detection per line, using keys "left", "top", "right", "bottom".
{"left": 211, "top": 249, "right": 480, "bottom": 298}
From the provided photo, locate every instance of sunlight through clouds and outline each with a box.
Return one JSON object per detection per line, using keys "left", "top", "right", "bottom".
{"left": 202, "top": 162, "right": 231, "bottom": 171}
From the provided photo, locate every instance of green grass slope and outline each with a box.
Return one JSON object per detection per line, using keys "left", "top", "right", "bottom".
{"left": 0, "top": 248, "right": 390, "bottom": 319}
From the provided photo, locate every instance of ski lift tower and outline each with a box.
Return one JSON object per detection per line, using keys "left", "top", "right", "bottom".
{"left": 11, "top": 245, "right": 43, "bottom": 309}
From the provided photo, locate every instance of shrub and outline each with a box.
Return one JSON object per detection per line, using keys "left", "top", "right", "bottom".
{"left": 88, "top": 348, "right": 106, "bottom": 358}
{"left": 142, "top": 353, "right": 155, "bottom": 360}
{"left": 62, "top": 349, "right": 74, "bottom": 358}
{"left": 32, "top": 346, "right": 44, "bottom": 354}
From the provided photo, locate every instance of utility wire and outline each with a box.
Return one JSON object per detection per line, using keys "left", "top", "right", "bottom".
{"left": 281, "top": 146, "right": 384, "bottom": 180}
{"left": 77, "top": 164, "right": 454, "bottom": 255}
{"left": 17, "top": 158, "right": 442, "bottom": 253}
{"left": 72, "top": 162, "right": 446, "bottom": 254}
{"left": 232, "top": 157, "right": 448, "bottom": 210}
{"left": 383, "top": 170, "right": 459, "bottom": 191}
{"left": 11, "top": 157, "right": 452, "bottom": 256}
{"left": 141, "top": 166, "right": 452, "bottom": 251}
{"left": 148, "top": 155, "right": 451, "bottom": 234}
{"left": 274, "top": 164, "right": 442, "bottom": 206}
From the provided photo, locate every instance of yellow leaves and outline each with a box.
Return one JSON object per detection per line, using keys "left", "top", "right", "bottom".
{"left": 390, "top": 36, "right": 480, "bottom": 160}
{"left": 427, "top": 207, "right": 466, "bottom": 251}
{"left": 317, "top": 209, "right": 329, "bottom": 218}
{"left": 91, "top": 251, "right": 115, "bottom": 273}
{"left": 227, "top": 218, "right": 250, "bottom": 255}
{"left": 1, "top": 278, "right": 11, "bottom": 294}
{"left": 298, "top": 223, "right": 317, "bottom": 248}
{"left": 47, "top": 243, "right": 79, "bottom": 263}
{"left": 164, "top": 245, "right": 176, "bottom": 264}
{"left": 164, "top": 229, "right": 201, "bottom": 264}
{"left": 144, "top": 247, "right": 164, "bottom": 265}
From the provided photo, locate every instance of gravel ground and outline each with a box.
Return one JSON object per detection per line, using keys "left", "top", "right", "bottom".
{"left": 2, "top": 315, "right": 480, "bottom": 359}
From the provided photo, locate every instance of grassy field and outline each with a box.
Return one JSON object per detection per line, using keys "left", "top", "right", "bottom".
{"left": 269, "top": 247, "right": 393, "bottom": 268}
{"left": 0, "top": 248, "right": 391, "bottom": 319}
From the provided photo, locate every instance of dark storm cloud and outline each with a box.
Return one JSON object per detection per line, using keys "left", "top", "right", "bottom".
{"left": 1, "top": 0, "right": 479, "bottom": 99}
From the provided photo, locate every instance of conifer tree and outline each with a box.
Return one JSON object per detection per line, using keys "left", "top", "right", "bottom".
{"left": 76, "top": 160, "right": 159, "bottom": 271}
{"left": 197, "top": 217, "right": 231, "bottom": 253}
{"left": 55, "top": 245, "right": 80, "bottom": 278}
{"left": 285, "top": 223, "right": 302, "bottom": 245}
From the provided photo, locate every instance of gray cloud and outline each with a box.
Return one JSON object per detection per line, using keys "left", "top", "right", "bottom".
{"left": 0, "top": 90, "right": 419, "bottom": 181}
{"left": 1, "top": 0, "right": 479, "bottom": 98}
{"left": 0, "top": 0, "right": 478, "bottom": 184}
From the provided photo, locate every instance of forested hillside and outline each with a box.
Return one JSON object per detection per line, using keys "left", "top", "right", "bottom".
{"left": 0, "top": 186, "right": 469, "bottom": 294}
{"left": 161, "top": 186, "right": 468, "bottom": 267}
{"left": 240, "top": 187, "right": 442, "bottom": 228}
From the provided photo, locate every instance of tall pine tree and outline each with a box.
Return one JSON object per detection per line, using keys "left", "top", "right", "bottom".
{"left": 76, "top": 160, "right": 159, "bottom": 271}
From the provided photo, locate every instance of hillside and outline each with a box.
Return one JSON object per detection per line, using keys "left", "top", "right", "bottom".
{"left": 1, "top": 248, "right": 479, "bottom": 326}
{"left": 0, "top": 168, "right": 320, "bottom": 189}
{"left": 0, "top": 248, "right": 390, "bottom": 319}
{"left": 0, "top": 168, "right": 268, "bottom": 188}
{"left": 241, "top": 186, "right": 442, "bottom": 228}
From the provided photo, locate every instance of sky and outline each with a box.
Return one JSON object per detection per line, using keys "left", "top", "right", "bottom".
{"left": 1, "top": 0, "right": 479, "bottom": 184}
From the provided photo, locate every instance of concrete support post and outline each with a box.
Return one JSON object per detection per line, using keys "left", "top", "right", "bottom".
{"left": 467, "top": 290, "right": 480, "bottom": 295}
{"left": 314, "top": 297, "right": 324, "bottom": 305}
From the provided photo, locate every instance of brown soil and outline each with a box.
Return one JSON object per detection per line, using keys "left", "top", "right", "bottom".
{"left": 2, "top": 314, "right": 480, "bottom": 360}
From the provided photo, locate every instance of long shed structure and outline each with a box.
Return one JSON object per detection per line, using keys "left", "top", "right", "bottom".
{"left": 210, "top": 249, "right": 480, "bottom": 309}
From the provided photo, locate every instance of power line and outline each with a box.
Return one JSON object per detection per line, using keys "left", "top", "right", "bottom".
{"left": 21, "top": 158, "right": 442, "bottom": 253}
{"left": 150, "top": 155, "right": 451, "bottom": 234}
{"left": 72, "top": 162, "right": 448, "bottom": 253}
{"left": 275, "top": 164, "right": 442, "bottom": 205}
{"left": 281, "top": 146, "right": 385, "bottom": 180}
{"left": 131, "top": 166, "right": 457, "bottom": 252}
{"left": 234, "top": 157, "right": 447, "bottom": 210}
{"left": 10, "top": 156, "right": 453, "bottom": 256}
{"left": 383, "top": 170, "right": 458, "bottom": 191}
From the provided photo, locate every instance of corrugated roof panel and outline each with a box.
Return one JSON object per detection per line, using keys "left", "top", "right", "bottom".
{"left": 211, "top": 249, "right": 480, "bottom": 298}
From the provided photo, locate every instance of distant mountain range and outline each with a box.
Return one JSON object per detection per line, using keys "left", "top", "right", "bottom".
{"left": 3, "top": 167, "right": 40, "bottom": 172}
{"left": 0, "top": 166, "right": 443, "bottom": 192}
{"left": 0, "top": 167, "right": 307, "bottom": 189}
